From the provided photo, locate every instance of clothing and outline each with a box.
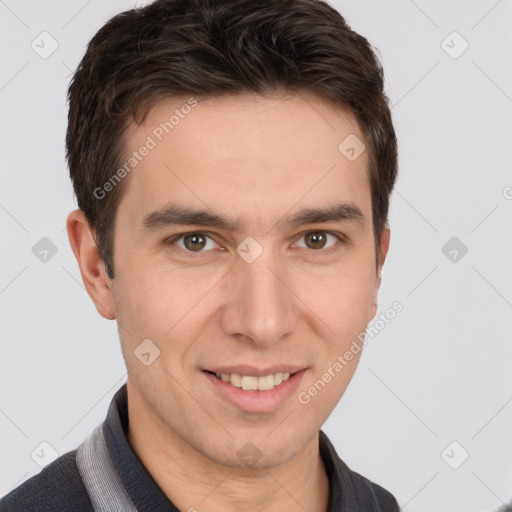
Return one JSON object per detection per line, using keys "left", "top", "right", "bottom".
{"left": 0, "top": 384, "right": 399, "bottom": 511}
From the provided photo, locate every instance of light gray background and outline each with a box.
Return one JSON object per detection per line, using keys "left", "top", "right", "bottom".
{"left": 1, "top": 1, "right": 511, "bottom": 510}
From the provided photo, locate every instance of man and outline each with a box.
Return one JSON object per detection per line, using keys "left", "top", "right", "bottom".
{"left": 0, "top": 0, "right": 399, "bottom": 510}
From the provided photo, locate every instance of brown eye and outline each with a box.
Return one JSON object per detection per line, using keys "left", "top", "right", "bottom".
{"left": 183, "top": 233, "right": 207, "bottom": 251}
{"left": 304, "top": 231, "right": 327, "bottom": 249}
{"left": 169, "top": 232, "right": 219, "bottom": 253}
{"left": 295, "top": 231, "right": 341, "bottom": 251}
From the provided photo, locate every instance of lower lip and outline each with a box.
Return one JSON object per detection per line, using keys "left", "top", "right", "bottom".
{"left": 204, "top": 370, "right": 306, "bottom": 413}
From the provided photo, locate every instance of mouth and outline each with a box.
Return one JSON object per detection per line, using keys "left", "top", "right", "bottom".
{"left": 204, "top": 370, "right": 298, "bottom": 391}
{"left": 203, "top": 366, "right": 306, "bottom": 413}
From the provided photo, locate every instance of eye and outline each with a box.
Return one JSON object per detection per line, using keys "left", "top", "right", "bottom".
{"left": 171, "top": 232, "right": 219, "bottom": 252}
{"left": 295, "top": 231, "right": 341, "bottom": 250}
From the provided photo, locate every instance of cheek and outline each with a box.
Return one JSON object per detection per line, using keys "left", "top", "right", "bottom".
{"left": 112, "top": 263, "right": 217, "bottom": 354}
{"left": 304, "top": 264, "right": 377, "bottom": 338}
{"left": 295, "top": 268, "right": 375, "bottom": 420}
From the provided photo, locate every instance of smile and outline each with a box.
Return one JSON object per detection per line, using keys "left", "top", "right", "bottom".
{"left": 204, "top": 367, "right": 306, "bottom": 413}
{"left": 210, "top": 371, "right": 295, "bottom": 391}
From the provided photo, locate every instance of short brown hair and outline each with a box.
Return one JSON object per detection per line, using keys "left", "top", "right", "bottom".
{"left": 66, "top": 0, "right": 397, "bottom": 279}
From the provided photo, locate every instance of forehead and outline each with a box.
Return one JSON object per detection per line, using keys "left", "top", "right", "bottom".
{"left": 116, "top": 91, "right": 371, "bottom": 230}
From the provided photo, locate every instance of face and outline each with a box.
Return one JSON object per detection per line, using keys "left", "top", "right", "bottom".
{"left": 104, "top": 92, "right": 387, "bottom": 469}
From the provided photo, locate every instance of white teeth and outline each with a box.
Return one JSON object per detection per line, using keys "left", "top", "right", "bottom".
{"left": 212, "top": 370, "right": 295, "bottom": 391}
{"left": 241, "top": 376, "right": 258, "bottom": 391}
{"left": 230, "top": 374, "right": 242, "bottom": 388}
{"left": 257, "top": 374, "right": 274, "bottom": 391}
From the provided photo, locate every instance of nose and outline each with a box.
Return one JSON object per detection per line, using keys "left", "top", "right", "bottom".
{"left": 220, "top": 247, "right": 299, "bottom": 347}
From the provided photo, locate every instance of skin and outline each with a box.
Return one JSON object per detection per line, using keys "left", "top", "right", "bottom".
{"left": 67, "top": 91, "right": 390, "bottom": 512}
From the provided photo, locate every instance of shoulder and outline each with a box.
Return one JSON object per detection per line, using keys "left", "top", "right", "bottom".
{"left": 0, "top": 450, "right": 93, "bottom": 512}
{"left": 339, "top": 461, "right": 399, "bottom": 511}
{"left": 318, "top": 430, "right": 399, "bottom": 511}
{"left": 350, "top": 470, "right": 399, "bottom": 510}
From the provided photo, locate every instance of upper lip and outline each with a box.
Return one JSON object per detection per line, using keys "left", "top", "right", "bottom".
{"left": 205, "top": 365, "right": 305, "bottom": 376}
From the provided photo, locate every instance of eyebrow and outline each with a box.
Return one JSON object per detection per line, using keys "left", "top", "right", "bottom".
{"left": 140, "top": 202, "right": 365, "bottom": 232}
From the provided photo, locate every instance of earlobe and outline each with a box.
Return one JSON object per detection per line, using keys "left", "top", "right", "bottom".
{"left": 66, "top": 209, "right": 116, "bottom": 320}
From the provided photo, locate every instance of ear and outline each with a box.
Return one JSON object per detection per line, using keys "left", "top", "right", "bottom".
{"left": 66, "top": 209, "right": 116, "bottom": 320}
{"left": 370, "top": 226, "right": 391, "bottom": 319}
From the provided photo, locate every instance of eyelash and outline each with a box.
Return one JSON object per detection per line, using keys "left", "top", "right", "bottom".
{"left": 166, "top": 230, "right": 347, "bottom": 253}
